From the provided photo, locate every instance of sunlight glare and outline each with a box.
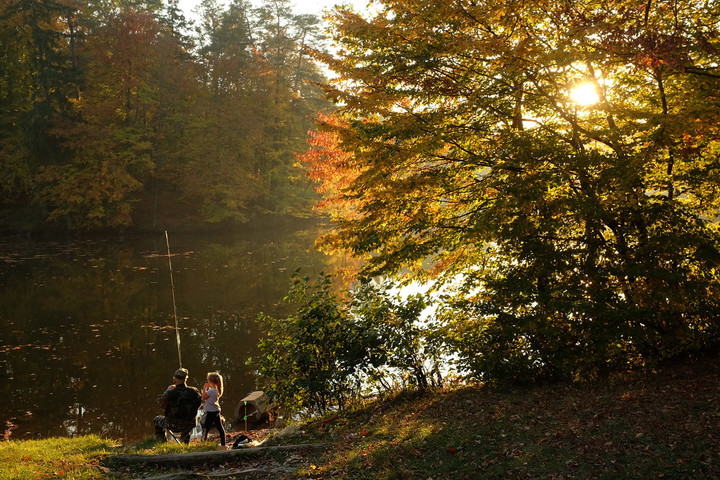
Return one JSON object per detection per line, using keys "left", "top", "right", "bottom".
{"left": 570, "top": 82, "right": 599, "bottom": 106}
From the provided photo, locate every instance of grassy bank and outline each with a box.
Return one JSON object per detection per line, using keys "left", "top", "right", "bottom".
{"left": 272, "top": 355, "right": 720, "bottom": 479}
{"left": 2, "top": 356, "right": 720, "bottom": 479}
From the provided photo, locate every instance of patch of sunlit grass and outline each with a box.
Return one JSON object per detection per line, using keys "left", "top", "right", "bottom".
{"left": 0, "top": 435, "right": 230, "bottom": 480}
{"left": 0, "top": 435, "right": 118, "bottom": 480}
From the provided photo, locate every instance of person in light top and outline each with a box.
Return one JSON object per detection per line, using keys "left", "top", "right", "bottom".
{"left": 201, "top": 371, "right": 226, "bottom": 448}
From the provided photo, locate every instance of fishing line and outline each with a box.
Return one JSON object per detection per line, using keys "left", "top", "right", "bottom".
{"left": 165, "top": 231, "right": 183, "bottom": 368}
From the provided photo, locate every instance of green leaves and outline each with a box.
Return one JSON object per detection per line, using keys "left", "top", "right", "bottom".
{"left": 254, "top": 272, "right": 362, "bottom": 415}
{"left": 253, "top": 272, "right": 441, "bottom": 414}
{"left": 351, "top": 279, "right": 441, "bottom": 391}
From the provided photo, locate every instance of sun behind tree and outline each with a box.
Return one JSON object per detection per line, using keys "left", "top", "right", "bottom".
{"left": 570, "top": 82, "right": 600, "bottom": 106}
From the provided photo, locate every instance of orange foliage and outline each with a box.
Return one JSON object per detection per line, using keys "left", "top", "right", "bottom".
{"left": 299, "top": 112, "right": 362, "bottom": 219}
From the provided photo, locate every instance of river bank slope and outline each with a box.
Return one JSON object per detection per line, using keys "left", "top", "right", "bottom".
{"left": 2, "top": 353, "right": 719, "bottom": 479}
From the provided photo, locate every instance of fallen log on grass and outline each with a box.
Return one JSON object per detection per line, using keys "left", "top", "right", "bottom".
{"left": 131, "top": 467, "right": 289, "bottom": 480}
{"left": 107, "top": 443, "right": 325, "bottom": 468}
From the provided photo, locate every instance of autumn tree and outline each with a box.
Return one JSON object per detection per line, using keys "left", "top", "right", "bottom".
{"left": 172, "top": 0, "right": 261, "bottom": 223}
{"left": 39, "top": 6, "right": 162, "bottom": 229}
{"left": 144, "top": 0, "right": 198, "bottom": 229}
{"left": 251, "top": 0, "right": 329, "bottom": 215}
{"left": 0, "top": 0, "right": 81, "bottom": 228}
{"left": 312, "top": 0, "right": 720, "bottom": 382}
{"left": 0, "top": 0, "right": 35, "bottom": 210}
{"left": 168, "top": 0, "right": 329, "bottom": 223}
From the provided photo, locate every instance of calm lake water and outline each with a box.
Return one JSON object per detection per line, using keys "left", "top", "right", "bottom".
{"left": 0, "top": 220, "right": 348, "bottom": 442}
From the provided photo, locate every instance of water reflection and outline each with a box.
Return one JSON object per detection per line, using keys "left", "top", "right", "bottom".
{"left": 0, "top": 221, "right": 346, "bottom": 442}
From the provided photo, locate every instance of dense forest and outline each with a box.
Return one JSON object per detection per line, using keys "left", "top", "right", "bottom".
{"left": 0, "top": 0, "right": 330, "bottom": 233}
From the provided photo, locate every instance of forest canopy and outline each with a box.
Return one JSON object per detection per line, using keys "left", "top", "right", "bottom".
{"left": 0, "top": 0, "right": 330, "bottom": 232}
{"left": 301, "top": 0, "right": 720, "bottom": 383}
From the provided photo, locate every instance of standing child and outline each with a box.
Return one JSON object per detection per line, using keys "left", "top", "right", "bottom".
{"left": 201, "top": 372, "right": 226, "bottom": 448}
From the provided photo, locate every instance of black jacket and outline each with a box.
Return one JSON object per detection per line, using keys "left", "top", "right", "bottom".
{"left": 157, "top": 384, "right": 202, "bottom": 426}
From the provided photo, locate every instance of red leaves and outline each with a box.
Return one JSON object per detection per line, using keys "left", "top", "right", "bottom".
{"left": 301, "top": 113, "right": 357, "bottom": 196}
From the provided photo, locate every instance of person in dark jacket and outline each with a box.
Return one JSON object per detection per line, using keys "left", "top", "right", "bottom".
{"left": 154, "top": 368, "right": 202, "bottom": 443}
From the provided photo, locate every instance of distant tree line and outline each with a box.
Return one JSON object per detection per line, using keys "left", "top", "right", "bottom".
{"left": 0, "top": 0, "right": 330, "bottom": 233}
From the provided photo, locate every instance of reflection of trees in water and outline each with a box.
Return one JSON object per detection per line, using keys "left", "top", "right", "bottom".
{"left": 0, "top": 223, "right": 345, "bottom": 441}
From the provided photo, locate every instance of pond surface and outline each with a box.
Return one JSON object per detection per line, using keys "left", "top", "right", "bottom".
{"left": 0, "top": 220, "right": 348, "bottom": 442}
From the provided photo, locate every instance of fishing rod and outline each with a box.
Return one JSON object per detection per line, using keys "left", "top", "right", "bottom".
{"left": 165, "top": 231, "right": 183, "bottom": 368}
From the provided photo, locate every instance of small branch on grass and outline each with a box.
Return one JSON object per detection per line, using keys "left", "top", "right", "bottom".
{"left": 107, "top": 443, "right": 326, "bottom": 468}
{"left": 132, "top": 467, "right": 289, "bottom": 480}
